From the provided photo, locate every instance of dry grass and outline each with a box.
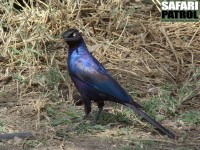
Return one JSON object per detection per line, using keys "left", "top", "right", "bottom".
{"left": 0, "top": 0, "right": 200, "bottom": 149}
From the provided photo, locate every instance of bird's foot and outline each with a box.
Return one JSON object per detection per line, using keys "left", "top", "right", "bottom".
{"left": 92, "top": 107, "right": 103, "bottom": 125}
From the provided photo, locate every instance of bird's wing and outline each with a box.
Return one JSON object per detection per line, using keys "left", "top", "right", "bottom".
{"left": 71, "top": 55, "right": 141, "bottom": 108}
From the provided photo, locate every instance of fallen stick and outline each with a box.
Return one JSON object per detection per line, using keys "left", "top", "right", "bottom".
{"left": 0, "top": 132, "right": 34, "bottom": 140}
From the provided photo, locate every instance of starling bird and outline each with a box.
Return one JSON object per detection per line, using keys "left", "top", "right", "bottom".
{"left": 62, "top": 28, "right": 175, "bottom": 139}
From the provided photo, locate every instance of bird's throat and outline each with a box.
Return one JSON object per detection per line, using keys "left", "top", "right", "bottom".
{"left": 69, "top": 41, "right": 88, "bottom": 55}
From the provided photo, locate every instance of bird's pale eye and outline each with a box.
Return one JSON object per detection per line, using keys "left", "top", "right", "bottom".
{"left": 73, "top": 33, "right": 76, "bottom": 37}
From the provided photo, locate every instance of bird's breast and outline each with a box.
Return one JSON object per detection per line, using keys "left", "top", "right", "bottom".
{"left": 68, "top": 51, "right": 89, "bottom": 74}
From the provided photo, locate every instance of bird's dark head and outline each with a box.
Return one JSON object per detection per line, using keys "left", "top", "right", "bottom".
{"left": 62, "top": 28, "right": 83, "bottom": 46}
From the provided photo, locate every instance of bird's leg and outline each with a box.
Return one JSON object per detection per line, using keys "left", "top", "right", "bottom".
{"left": 94, "top": 101, "right": 104, "bottom": 124}
{"left": 82, "top": 99, "right": 91, "bottom": 120}
{"left": 94, "top": 107, "right": 103, "bottom": 124}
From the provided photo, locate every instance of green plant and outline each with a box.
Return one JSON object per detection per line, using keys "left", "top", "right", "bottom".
{"left": 119, "top": 144, "right": 133, "bottom": 150}
{"left": 134, "top": 141, "right": 158, "bottom": 150}
{"left": 45, "top": 67, "right": 63, "bottom": 87}
{"left": 0, "top": 119, "right": 5, "bottom": 132}
{"left": 179, "top": 110, "right": 200, "bottom": 125}
{"left": 13, "top": 73, "right": 28, "bottom": 84}
{"left": 46, "top": 103, "right": 81, "bottom": 126}
{"left": 142, "top": 83, "right": 177, "bottom": 121}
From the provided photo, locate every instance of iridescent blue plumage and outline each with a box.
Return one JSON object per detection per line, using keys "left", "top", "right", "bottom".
{"left": 68, "top": 40, "right": 141, "bottom": 107}
{"left": 62, "top": 28, "right": 175, "bottom": 139}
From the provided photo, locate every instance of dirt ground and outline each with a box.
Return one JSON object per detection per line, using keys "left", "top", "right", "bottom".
{"left": 0, "top": 82, "right": 200, "bottom": 149}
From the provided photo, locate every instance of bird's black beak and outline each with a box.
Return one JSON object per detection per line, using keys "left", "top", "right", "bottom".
{"left": 62, "top": 30, "right": 72, "bottom": 42}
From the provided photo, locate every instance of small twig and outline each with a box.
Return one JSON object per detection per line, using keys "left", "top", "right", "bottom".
{"left": 0, "top": 132, "right": 34, "bottom": 140}
{"left": 76, "top": 2, "right": 82, "bottom": 19}
{"left": 188, "top": 26, "right": 200, "bottom": 47}
{"left": 182, "top": 92, "right": 200, "bottom": 104}
{"left": 141, "top": 46, "right": 176, "bottom": 84}
{"left": 160, "top": 27, "right": 180, "bottom": 78}
{"left": 107, "top": 67, "right": 148, "bottom": 83}
{"left": 152, "top": 0, "right": 161, "bottom": 12}
{"left": 116, "top": 16, "right": 129, "bottom": 42}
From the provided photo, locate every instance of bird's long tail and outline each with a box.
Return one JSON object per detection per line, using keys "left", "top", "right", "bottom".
{"left": 125, "top": 103, "right": 175, "bottom": 139}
